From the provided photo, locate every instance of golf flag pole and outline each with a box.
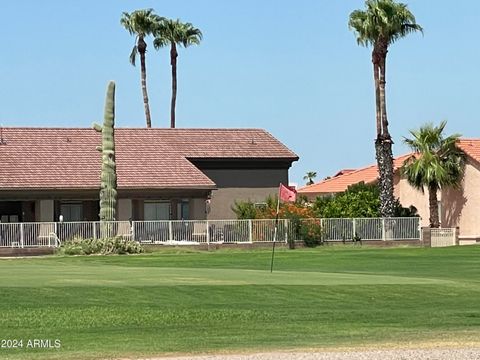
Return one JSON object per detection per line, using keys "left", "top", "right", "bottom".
{"left": 270, "top": 183, "right": 297, "bottom": 273}
{"left": 270, "top": 184, "right": 281, "bottom": 273}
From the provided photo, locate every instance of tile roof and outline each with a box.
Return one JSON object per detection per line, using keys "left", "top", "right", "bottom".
{"left": 333, "top": 169, "right": 356, "bottom": 177}
{"left": 299, "top": 139, "right": 480, "bottom": 197}
{"left": 297, "top": 154, "right": 412, "bottom": 195}
{"left": 457, "top": 139, "right": 480, "bottom": 164}
{"left": 0, "top": 128, "right": 298, "bottom": 190}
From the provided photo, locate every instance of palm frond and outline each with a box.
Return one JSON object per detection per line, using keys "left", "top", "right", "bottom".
{"left": 121, "top": 9, "right": 163, "bottom": 65}
{"left": 129, "top": 45, "right": 137, "bottom": 66}
{"left": 153, "top": 37, "right": 168, "bottom": 49}
{"left": 120, "top": 9, "right": 162, "bottom": 37}
{"left": 154, "top": 18, "right": 202, "bottom": 50}
{"left": 349, "top": 0, "right": 422, "bottom": 48}
{"left": 402, "top": 121, "right": 465, "bottom": 192}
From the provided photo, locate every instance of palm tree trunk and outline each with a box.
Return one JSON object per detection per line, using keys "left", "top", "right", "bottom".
{"left": 372, "top": 50, "right": 381, "bottom": 136}
{"left": 372, "top": 47, "right": 395, "bottom": 218}
{"left": 170, "top": 42, "right": 178, "bottom": 128}
{"left": 375, "top": 139, "right": 395, "bottom": 217}
{"left": 378, "top": 52, "right": 395, "bottom": 217}
{"left": 428, "top": 183, "right": 440, "bottom": 228}
{"left": 138, "top": 37, "right": 152, "bottom": 128}
{"left": 379, "top": 53, "right": 389, "bottom": 138}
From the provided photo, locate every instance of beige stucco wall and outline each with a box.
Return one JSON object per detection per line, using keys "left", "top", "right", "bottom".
{"left": 200, "top": 168, "right": 288, "bottom": 220}
{"left": 36, "top": 200, "right": 54, "bottom": 222}
{"left": 442, "top": 162, "right": 480, "bottom": 238}
{"left": 208, "top": 187, "right": 278, "bottom": 220}
{"left": 396, "top": 176, "right": 430, "bottom": 227}
{"left": 117, "top": 199, "right": 132, "bottom": 221}
{"left": 375, "top": 173, "right": 431, "bottom": 227}
{"left": 397, "top": 160, "right": 480, "bottom": 238}
{"left": 190, "top": 198, "right": 207, "bottom": 220}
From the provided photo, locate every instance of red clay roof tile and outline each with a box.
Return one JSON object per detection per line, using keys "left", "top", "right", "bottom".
{"left": 299, "top": 139, "right": 480, "bottom": 197}
{"left": 0, "top": 128, "right": 297, "bottom": 190}
{"left": 298, "top": 154, "right": 413, "bottom": 195}
{"left": 457, "top": 139, "right": 480, "bottom": 164}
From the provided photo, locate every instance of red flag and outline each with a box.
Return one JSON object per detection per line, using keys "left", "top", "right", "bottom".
{"left": 279, "top": 183, "right": 297, "bottom": 202}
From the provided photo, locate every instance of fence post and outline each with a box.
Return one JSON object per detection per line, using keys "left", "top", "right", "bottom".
{"left": 418, "top": 218, "right": 422, "bottom": 242}
{"left": 352, "top": 218, "right": 356, "bottom": 238}
{"left": 131, "top": 221, "right": 136, "bottom": 242}
{"left": 321, "top": 218, "right": 325, "bottom": 237}
{"left": 206, "top": 220, "right": 210, "bottom": 244}
{"left": 248, "top": 220, "right": 253, "bottom": 243}
{"left": 20, "top": 223, "right": 24, "bottom": 248}
{"left": 168, "top": 221, "right": 173, "bottom": 242}
{"left": 92, "top": 222, "right": 97, "bottom": 240}
{"left": 284, "top": 219, "right": 288, "bottom": 243}
{"left": 421, "top": 227, "right": 431, "bottom": 247}
{"left": 382, "top": 218, "right": 386, "bottom": 241}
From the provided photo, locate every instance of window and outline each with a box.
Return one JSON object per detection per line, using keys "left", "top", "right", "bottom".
{"left": 177, "top": 200, "right": 190, "bottom": 220}
{"left": 0, "top": 215, "right": 18, "bottom": 223}
{"left": 144, "top": 201, "right": 170, "bottom": 220}
{"left": 60, "top": 202, "right": 83, "bottom": 222}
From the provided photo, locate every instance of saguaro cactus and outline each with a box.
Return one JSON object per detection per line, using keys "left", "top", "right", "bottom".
{"left": 93, "top": 81, "right": 117, "bottom": 237}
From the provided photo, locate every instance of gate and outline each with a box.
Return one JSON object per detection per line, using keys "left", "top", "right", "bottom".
{"left": 430, "top": 228, "right": 456, "bottom": 247}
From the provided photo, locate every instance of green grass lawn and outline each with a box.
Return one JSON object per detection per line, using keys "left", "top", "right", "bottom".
{"left": 1, "top": 245, "right": 480, "bottom": 359}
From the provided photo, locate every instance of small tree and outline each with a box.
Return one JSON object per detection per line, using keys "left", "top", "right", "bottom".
{"left": 402, "top": 121, "right": 465, "bottom": 228}
{"left": 303, "top": 171, "right": 317, "bottom": 185}
{"left": 231, "top": 200, "right": 257, "bottom": 219}
{"left": 313, "top": 182, "right": 417, "bottom": 218}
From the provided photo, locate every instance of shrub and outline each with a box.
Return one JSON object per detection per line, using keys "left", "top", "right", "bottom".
{"left": 232, "top": 196, "right": 318, "bottom": 248}
{"left": 313, "top": 182, "right": 419, "bottom": 218}
{"left": 232, "top": 196, "right": 315, "bottom": 220}
{"left": 232, "top": 200, "right": 257, "bottom": 219}
{"left": 299, "top": 220, "right": 324, "bottom": 247}
{"left": 61, "top": 236, "right": 144, "bottom": 255}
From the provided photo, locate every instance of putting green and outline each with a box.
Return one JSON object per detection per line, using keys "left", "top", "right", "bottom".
{"left": 1, "top": 262, "right": 449, "bottom": 287}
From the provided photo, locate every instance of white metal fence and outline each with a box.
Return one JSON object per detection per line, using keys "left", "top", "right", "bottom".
{"left": 430, "top": 228, "right": 457, "bottom": 247}
{"left": 133, "top": 219, "right": 291, "bottom": 244}
{"left": 0, "top": 222, "right": 60, "bottom": 248}
{"left": 318, "top": 217, "right": 421, "bottom": 241}
{"left": 0, "top": 217, "right": 421, "bottom": 248}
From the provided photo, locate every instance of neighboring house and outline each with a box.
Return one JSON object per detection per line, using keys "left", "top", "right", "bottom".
{"left": 298, "top": 140, "right": 480, "bottom": 242}
{"left": 298, "top": 155, "right": 411, "bottom": 198}
{"left": 0, "top": 128, "right": 298, "bottom": 222}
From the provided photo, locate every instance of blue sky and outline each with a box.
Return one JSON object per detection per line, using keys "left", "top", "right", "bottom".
{"left": 0, "top": 1, "right": 478, "bottom": 186}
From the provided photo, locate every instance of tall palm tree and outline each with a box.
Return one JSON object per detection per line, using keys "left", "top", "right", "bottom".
{"left": 154, "top": 19, "right": 202, "bottom": 128}
{"left": 402, "top": 121, "right": 465, "bottom": 228}
{"left": 349, "top": 0, "right": 422, "bottom": 217}
{"left": 121, "top": 9, "right": 163, "bottom": 128}
{"left": 303, "top": 171, "right": 317, "bottom": 185}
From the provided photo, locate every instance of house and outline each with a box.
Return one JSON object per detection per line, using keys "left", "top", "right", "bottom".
{"left": 298, "top": 139, "right": 480, "bottom": 243}
{"left": 298, "top": 154, "right": 412, "bottom": 198}
{"left": 0, "top": 128, "right": 298, "bottom": 222}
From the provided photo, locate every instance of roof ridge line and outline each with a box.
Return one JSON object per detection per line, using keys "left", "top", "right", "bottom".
{"left": 0, "top": 127, "right": 269, "bottom": 130}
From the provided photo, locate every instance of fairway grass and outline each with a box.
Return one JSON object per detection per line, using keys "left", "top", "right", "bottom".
{"left": 1, "top": 246, "right": 480, "bottom": 359}
{"left": 0, "top": 263, "right": 451, "bottom": 287}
